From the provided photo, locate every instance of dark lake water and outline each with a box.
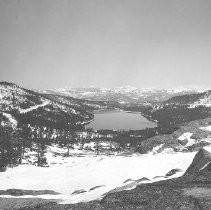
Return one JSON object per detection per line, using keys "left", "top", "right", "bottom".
{"left": 86, "top": 110, "right": 157, "bottom": 130}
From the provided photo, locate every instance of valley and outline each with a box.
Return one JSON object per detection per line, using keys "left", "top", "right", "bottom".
{"left": 1, "top": 0, "right": 211, "bottom": 208}
{"left": 1, "top": 82, "right": 211, "bottom": 209}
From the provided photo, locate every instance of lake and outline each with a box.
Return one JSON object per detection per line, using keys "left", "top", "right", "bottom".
{"left": 86, "top": 110, "right": 157, "bottom": 130}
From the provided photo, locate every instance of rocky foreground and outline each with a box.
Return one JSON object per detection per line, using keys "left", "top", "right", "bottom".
{"left": 0, "top": 148, "right": 211, "bottom": 210}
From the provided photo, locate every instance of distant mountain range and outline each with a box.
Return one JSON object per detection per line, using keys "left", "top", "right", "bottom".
{"left": 39, "top": 86, "right": 205, "bottom": 103}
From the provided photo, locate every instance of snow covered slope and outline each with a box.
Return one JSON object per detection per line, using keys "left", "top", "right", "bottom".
{"left": 165, "top": 90, "right": 211, "bottom": 108}
{"left": 0, "top": 82, "right": 118, "bottom": 130}
{"left": 0, "top": 146, "right": 196, "bottom": 204}
{"left": 190, "top": 92, "right": 211, "bottom": 108}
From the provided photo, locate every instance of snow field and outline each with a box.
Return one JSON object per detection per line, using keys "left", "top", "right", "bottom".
{"left": 0, "top": 149, "right": 196, "bottom": 204}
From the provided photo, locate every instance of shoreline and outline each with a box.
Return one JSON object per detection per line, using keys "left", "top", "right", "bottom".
{"left": 84, "top": 109, "right": 158, "bottom": 129}
{"left": 140, "top": 113, "right": 158, "bottom": 123}
{"left": 89, "top": 108, "right": 121, "bottom": 114}
{"left": 78, "top": 118, "right": 95, "bottom": 125}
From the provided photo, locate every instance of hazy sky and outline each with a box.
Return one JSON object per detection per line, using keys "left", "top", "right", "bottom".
{"left": 0, "top": 0, "right": 211, "bottom": 90}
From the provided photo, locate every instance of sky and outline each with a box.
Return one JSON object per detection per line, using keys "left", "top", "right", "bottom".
{"left": 0, "top": 0, "right": 211, "bottom": 90}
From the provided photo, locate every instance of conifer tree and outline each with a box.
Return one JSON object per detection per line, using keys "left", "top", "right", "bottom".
{"left": 34, "top": 126, "right": 47, "bottom": 167}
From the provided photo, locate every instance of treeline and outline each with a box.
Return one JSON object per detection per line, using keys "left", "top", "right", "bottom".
{"left": 97, "top": 125, "right": 178, "bottom": 149}
{"left": 0, "top": 123, "right": 81, "bottom": 171}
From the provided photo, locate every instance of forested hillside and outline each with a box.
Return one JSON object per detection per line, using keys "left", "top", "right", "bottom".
{"left": 0, "top": 82, "right": 120, "bottom": 169}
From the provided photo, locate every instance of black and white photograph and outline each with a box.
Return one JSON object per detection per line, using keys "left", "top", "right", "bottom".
{"left": 0, "top": 0, "right": 211, "bottom": 209}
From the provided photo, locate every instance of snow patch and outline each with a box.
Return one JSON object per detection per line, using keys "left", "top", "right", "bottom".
{"left": 149, "top": 144, "right": 164, "bottom": 154}
{"left": 178, "top": 132, "right": 193, "bottom": 141}
{"left": 200, "top": 160, "right": 211, "bottom": 171}
{"left": 200, "top": 126, "right": 211, "bottom": 132}
{"left": 178, "top": 132, "right": 196, "bottom": 147}
{"left": 1, "top": 112, "right": 17, "bottom": 128}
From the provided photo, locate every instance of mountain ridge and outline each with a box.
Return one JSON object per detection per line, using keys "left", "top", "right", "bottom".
{"left": 38, "top": 86, "right": 206, "bottom": 103}
{"left": 0, "top": 81, "right": 120, "bottom": 131}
